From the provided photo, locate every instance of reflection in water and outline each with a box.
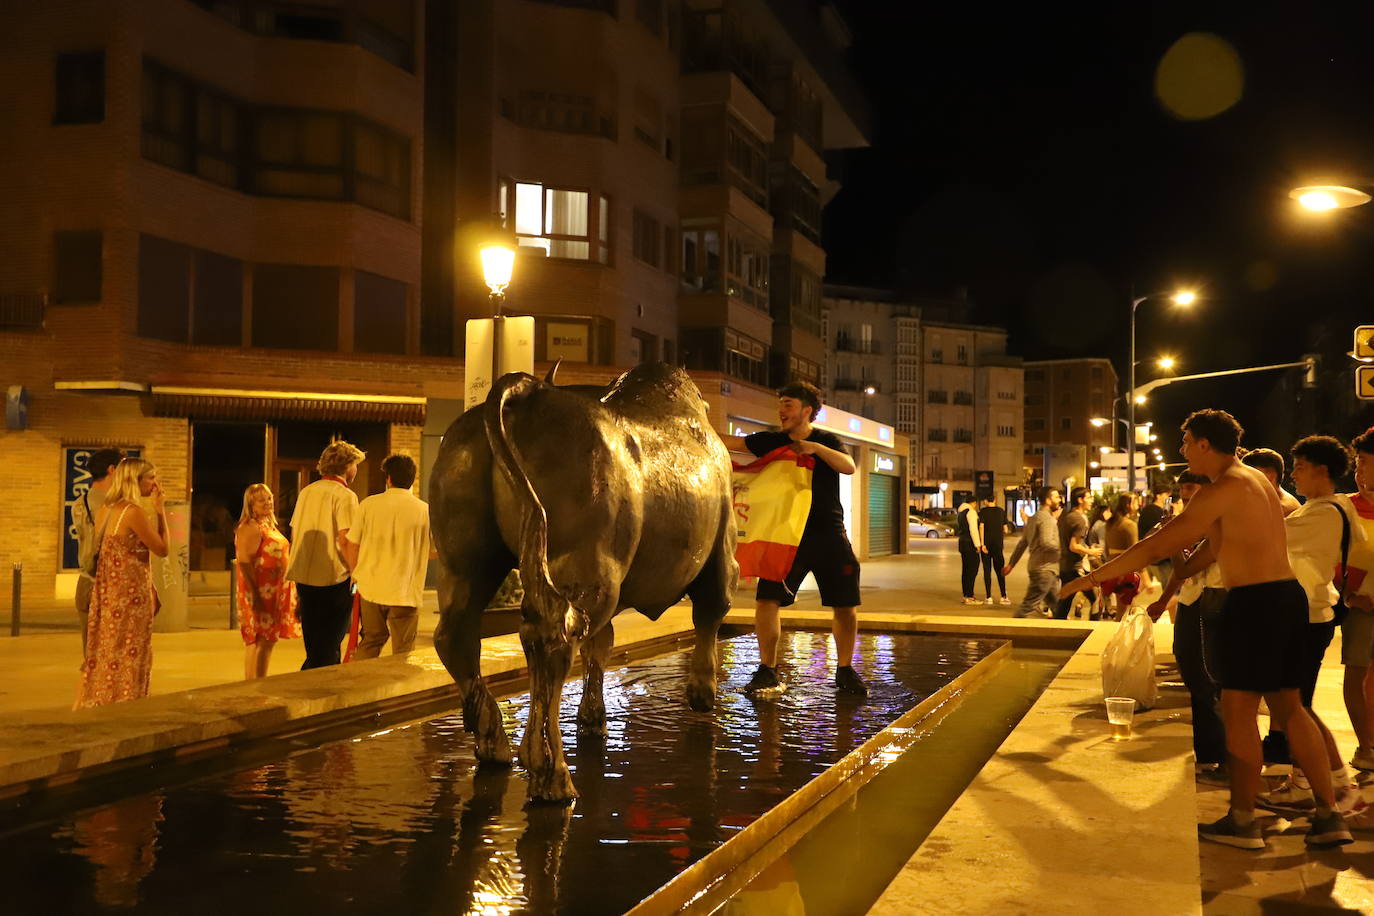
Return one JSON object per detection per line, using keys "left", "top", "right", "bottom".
{"left": 0, "top": 633, "right": 998, "bottom": 915}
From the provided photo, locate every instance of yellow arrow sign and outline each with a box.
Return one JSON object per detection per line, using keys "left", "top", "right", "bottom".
{"left": 1359, "top": 366, "right": 1374, "bottom": 401}
{"left": 1357, "top": 325, "right": 1374, "bottom": 360}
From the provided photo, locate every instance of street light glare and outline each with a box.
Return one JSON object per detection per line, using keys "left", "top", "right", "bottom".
{"left": 1134, "top": 394, "right": 1147, "bottom": 405}
{"left": 1157, "top": 356, "right": 1176, "bottom": 371}
{"left": 1100, "top": 446, "right": 1112, "bottom": 454}
{"left": 1290, "top": 185, "right": 1371, "bottom": 211}
{"left": 863, "top": 385, "right": 876, "bottom": 395}
{"left": 1090, "top": 461, "right": 1100, "bottom": 469}
{"left": 1090, "top": 417, "right": 1108, "bottom": 427}
{"left": 1171, "top": 290, "right": 1197, "bottom": 307}
{"left": 480, "top": 244, "right": 516, "bottom": 294}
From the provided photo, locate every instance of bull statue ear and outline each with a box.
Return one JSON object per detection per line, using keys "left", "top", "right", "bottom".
{"left": 544, "top": 359, "right": 563, "bottom": 386}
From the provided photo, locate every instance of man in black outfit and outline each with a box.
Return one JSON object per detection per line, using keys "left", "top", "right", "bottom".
{"left": 977, "top": 498, "right": 1009, "bottom": 604}
{"left": 723, "top": 381, "right": 866, "bottom": 696}
{"left": 956, "top": 498, "right": 983, "bottom": 604}
{"left": 1054, "top": 486, "right": 1101, "bottom": 618}
{"left": 1138, "top": 483, "right": 1171, "bottom": 538}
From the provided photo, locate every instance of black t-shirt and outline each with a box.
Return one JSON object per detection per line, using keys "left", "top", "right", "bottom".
{"left": 1138, "top": 503, "right": 1166, "bottom": 539}
{"left": 745, "top": 429, "right": 848, "bottom": 542}
{"left": 978, "top": 505, "right": 1006, "bottom": 548}
{"left": 1058, "top": 508, "right": 1088, "bottom": 569}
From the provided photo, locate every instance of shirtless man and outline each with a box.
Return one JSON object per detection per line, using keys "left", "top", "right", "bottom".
{"left": 1060, "top": 409, "right": 1352, "bottom": 849}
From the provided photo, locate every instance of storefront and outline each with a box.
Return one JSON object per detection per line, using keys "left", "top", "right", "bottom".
{"left": 812, "top": 405, "right": 907, "bottom": 560}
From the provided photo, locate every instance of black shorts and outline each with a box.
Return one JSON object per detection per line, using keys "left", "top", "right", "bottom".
{"left": 1300, "top": 618, "right": 1336, "bottom": 707}
{"left": 1215, "top": 579, "right": 1308, "bottom": 693}
{"left": 756, "top": 534, "right": 861, "bottom": 609}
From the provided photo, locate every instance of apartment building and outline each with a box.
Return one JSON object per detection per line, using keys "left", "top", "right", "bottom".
{"left": 824, "top": 287, "right": 1023, "bottom": 511}
{"left": 0, "top": 0, "right": 884, "bottom": 605}
{"left": 1021, "top": 358, "right": 1119, "bottom": 484}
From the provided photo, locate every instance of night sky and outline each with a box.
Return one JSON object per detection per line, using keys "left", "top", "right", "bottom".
{"left": 823, "top": 3, "right": 1374, "bottom": 458}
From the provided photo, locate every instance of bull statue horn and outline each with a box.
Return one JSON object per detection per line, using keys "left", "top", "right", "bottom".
{"left": 545, "top": 359, "right": 563, "bottom": 386}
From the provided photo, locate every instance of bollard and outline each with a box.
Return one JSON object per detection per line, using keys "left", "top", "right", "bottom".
{"left": 10, "top": 562, "right": 20, "bottom": 636}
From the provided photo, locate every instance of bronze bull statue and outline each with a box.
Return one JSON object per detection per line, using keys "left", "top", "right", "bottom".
{"left": 429, "top": 362, "right": 738, "bottom": 802}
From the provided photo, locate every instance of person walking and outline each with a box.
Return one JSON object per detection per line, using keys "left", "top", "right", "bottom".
{"left": 72, "top": 448, "right": 125, "bottom": 656}
{"left": 956, "top": 498, "right": 983, "bottom": 605}
{"left": 286, "top": 441, "right": 364, "bottom": 670}
{"left": 342, "top": 454, "right": 430, "bottom": 658}
{"left": 1341, "top": 428, "right": 1374, "bottom": 773}
{"left": 1054, "top": 487, "right": 1101, "bottom": 618}
{"left": 234, "top": 483, "right": 300, "bottom": 679}
{"left": 1099, "top": 492, "right": 1142, "bottom": 619}
{"left": 978, "top": 498, "right": 1010, "bottom": 605}
{"left": 76, "top": 458, "right": 168, "bottom": 709}
{"left": 723, "top": 381, "right": 866, "bottom": 696}
{"left": 1003, "top": 486, "right": 1062, "bottom": 619}
{"left": 1062, "top": 410, "right": 1352, "bottom": 849}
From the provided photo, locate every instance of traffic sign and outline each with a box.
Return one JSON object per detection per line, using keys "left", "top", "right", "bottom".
{"left": 1356, "top": 325, "right": 1374, "bottom": 360}
{"left": 1359, "top": 365, "right": 1374, "bottom": 401}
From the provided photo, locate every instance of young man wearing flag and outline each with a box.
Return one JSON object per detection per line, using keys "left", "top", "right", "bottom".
{"left": 724, "top": 381, "right": 866, "bottom": 696}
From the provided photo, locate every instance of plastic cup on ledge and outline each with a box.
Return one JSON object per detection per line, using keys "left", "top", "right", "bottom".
{"left": 1105, "top": 696, "right": 1136, "bottom": 740}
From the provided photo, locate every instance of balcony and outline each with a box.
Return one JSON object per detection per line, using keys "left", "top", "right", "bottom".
{"left": 926, "top": 390, "right": 948, "bottom": 404}
{"left": 952, "top": 391, "right": 973, "bottom": 406}
{"left": 0, "top": 294, "right": 45, "bottom": 330}
{"left": 953, "top": 467, "right": 975, "bottom": 480}
{"left": 832, "top": 378, "right": 879, "bottom": 393}
{"left": 927, "top": 428, "right": 948, "bottom": 442}
{"left": 927, "top": 466, "right": 948, "bottom": 479}
{"left": 953, "top": 429, "right": 973, "bottom": 444}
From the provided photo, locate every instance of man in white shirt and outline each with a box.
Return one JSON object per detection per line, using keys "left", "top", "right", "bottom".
{"left": 286, "top": 440, "right": 364, "bottom": 669}
{"left": 343, "top": 454, "right": 430, "bottom": 658}
{"left": 1258, "top": 436, "right": 1366, "bottom": 814}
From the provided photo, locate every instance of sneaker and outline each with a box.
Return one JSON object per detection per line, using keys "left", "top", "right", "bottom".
{"left": 1352, "top": 747, "right": 1374, "bottom": 772}
{"left": 1198, "top": 813, "right": 1265, "bottom": 850}
{"left": 1195, "top": 763, "right": 1229, "bottom": 787}
{"left": 962, "top": 597, "right": 981, "bottom": 605}
{"left": 745, "top": 664, "right": 780, "bottom": 693}
{"left": 1337, "top": 785, "right": 1369, "bottom": 818}
{"left": 1257, "top": 779, "right": 1315, "bottom": 812}
{"left": 834, "top": 666, "right": 868, "bottom": 697}
{"left": 1305, "top": 809, "right": 1354, "bottom": 848}
{"left": 999, "top": 597, "right": 1011, "bottom": 605}
{"left": 985, "top": 597, "right": 994, "bottom": 605}
{"left": 1262, "top": 732, "right": 1291, "bottom": 766}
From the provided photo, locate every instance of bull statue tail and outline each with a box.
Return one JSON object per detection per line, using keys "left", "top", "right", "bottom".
{"left": 484, "top": 374, "right": 588, "bottom": 643}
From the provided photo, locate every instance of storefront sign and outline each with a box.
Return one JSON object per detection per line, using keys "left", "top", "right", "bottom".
{"left": 974, "top": 470, "right": 995, "bottom": 501}
{"left": 62, "top": 446, "right": 141, "bottom": 569}
{"left": 546, "top": 320, "right": 590, "bottom": 363}
{"left": 873, "top": 453, "right": 896, "bottom": 473}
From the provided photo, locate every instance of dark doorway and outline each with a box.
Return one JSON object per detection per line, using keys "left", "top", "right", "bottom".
{"left": 191, "top": 422, "right": 266, "bottom": 571}
{"left": 271, "top": 422, "right": 389, "bottom": 541}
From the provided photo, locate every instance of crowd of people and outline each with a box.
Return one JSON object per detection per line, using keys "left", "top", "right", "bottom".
{"left": 70, "top": 443, "right": 432, "bottom": 708}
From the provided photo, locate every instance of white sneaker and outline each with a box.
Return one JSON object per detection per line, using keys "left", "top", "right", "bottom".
{"left": 999, "top": 597, "right": 1011, "bottom": 605}
{"left": 962, "top": 597, "right": 981, "bottom": 605}
{"left": 1257, "top": 779, "right": 1314, "bottom": 811}
{"left": 985, "top": 597, "right": 994, "bottom": 605}
{"left": 1337, "top": 785, "right": 1369, "bottom": 817}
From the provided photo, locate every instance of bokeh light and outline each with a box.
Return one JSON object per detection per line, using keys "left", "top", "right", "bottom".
{"left": 1155, "top": 32, "right": 1244, "bottom": 121}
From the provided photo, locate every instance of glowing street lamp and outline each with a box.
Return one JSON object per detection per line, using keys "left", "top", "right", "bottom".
{"left": 1289, "top": 185, "right": 1372, "bottom": 211}
{"left": 1156, "top": 355, "right": 1177, "bottom": 371}
{"left": 480, "top": 241, "right": 516, "bottom": 315}
{"left": 863, "top": 385, "right": 877, "bottom": 395}
{"left": 1129, "top": 287, "right": 1196, "bottom": 492}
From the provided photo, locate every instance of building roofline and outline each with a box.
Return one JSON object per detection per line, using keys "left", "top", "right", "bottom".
{"left": 1022, "top": 357, "right": 1118, "bottom": 369}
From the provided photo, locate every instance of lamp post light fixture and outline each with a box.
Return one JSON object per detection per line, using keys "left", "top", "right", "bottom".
{"left": 1290, "top": 185, "right": 1372, "bottom": 211}
{"left": 863, "top": 385, "right": 877, "bottom": 395}
{"left": 1129, "top": 288, "right": 1197, "bottom": 492}
{"left": 480, "top": 241, "right": 516, "bottom": 315}
{"left": 1156, "top": 355, "right": 1177, "bottom": 371}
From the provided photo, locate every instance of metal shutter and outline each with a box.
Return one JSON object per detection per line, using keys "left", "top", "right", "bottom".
{"left": 867, "top": 474, "right": 897, "bottom": 556}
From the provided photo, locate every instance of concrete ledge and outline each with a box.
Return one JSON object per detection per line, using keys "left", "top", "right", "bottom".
{"left": 0, "top": 608, "right": 701, "bottom": 799}
{"left": 866, "top": 622, "right": 1202, "bottom": 916}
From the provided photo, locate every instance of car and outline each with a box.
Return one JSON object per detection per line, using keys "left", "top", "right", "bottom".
{"left": 908, "top": 515, "right": 956, "bottom": 539}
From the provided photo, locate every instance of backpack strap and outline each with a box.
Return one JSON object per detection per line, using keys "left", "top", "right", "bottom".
{"left": 1331, "top": 501, "right": 1352, "bottom": 598}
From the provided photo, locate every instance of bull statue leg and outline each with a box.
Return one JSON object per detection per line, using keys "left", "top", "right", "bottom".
{"left": 434, "top": 562, "right": 515, "bottom": 765}
{"left": 684, "top": 510, "right": 738, "bottom": 712}
{"left": 577, "top": 622, "right": 615, "bottom": 736}
{"left": 518, "top": 611, "right": 578, "bottom": 802}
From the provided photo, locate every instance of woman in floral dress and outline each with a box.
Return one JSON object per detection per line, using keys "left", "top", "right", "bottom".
{"left": 235, "top": 483, "right": 300, "bottom": 679}
{"left": 76, "top": 459, "right": 168, "bottom": 709}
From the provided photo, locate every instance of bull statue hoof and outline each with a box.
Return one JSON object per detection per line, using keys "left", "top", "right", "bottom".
{"left": 576, "top": 696, "right": 608, "bottom": 736}
{"left": 527, "top": 762, "right": 578, "bottom": 804}
{"left": 475, "top": 730, "right": 515, "bottom": 766}
{"left": 686, "top": 680, "right": 716, "bottom": 713}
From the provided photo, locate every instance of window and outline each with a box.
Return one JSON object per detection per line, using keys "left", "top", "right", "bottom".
{"left": 354, "top": 119, "right": 410, "bottom": 218}
{"left": 252, "top": 264, "right": 339, "bottom": 351}
{"left": 53, "top": 231, "right": 102, "bottom": 304}
{"left": 354, "top": 270, "right": 407, "bottom": 355}
{"left": 255, "top": 110, "right": 346, "bottom": 201}
{"left": 792, "top": 264, "right": 823, "bottom": 338}
{"left": 633, "top": 84, "right": 661, "bottom": 152}
{"left": 1025, "top": 369, "right": 1044, "bottom": 382}
{"left": 1027, "top": 418, "right": 1046, "bottom": 432}
{"left": 193, "top": 250, "right": 243, "bottom": 346}
{"left": 787, "top": 354, "right": 819, "bottom": 385}
{"left": 598, "top": 194, "right": 611, "bottom": 264}
{"left": 500, "top": 179, "right": 595, "bottom": 260}
{"left": 997, "top": 424, "right": 1016, "bottom": 437}
{"left": 633, "top": 209, "right": 661, "bottom": 267}
{"left": 680, "top": 224, "right": 721, "bottom": 292}
{"left": 195, "top": 89, "right": 240, "bottom": 187}
{"left": 55, "top": 51, "right": 104, "bottom": 124}
{"left": 726, "top": 117, "right": 768, "bottom": 207}
{"left": 630, "top": 329, "right": 657, "bottom": 364}
{"left": 680, "top": 106, "right": 724, "bottom": 185}
{"left": 142, "top": 63, "right": 191, "bottom": 171}
{"left": 957, "top": 343, "right": 968, "bottom": 364}
{"left": 681, "top": 328, "right": 767, "bottom": 386}
{"left": 188, "top": 0, "right": 415, "bottom": 72}
{"left": 516, "top": 90, "right": 605, "bottom": 137}
{"left": 726, "top": 231, "right": 768, "bottom": 309}
{"left": 138, "top": 235, "right": 191, "bottom": 343}
{"left": 1060, "top": 417, "right": 1073, "bottom": 430}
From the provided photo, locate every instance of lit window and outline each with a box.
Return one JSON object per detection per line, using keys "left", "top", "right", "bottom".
{"left": 502, "top": 179, "right": 595, "bottom": 260}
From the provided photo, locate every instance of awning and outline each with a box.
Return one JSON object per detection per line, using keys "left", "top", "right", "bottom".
{"left": 149, "top": 385, "right": 426, "bottom": 425}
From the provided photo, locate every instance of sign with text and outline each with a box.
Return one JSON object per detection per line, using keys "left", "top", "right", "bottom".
{"left": 872, "top": 453, "right": 896, "bottom": 474}
{"left": 464, "top": 316, "right": 535, "bottom": 410}
{"left": 545, "top": 320, "right": 590, "bottom": 363}
{"left": 1359, "top": 365, "right": 1374, "bottom": 401}
{"left": 62, "top": 446, "right": 141, "bottom": 570}
{"left": 974, "top": 470, "right": 995, "bottom": 501}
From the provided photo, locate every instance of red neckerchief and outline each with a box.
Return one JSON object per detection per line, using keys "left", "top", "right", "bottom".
{"left": 321, "top": 476, "right": 347, "bottom": 485}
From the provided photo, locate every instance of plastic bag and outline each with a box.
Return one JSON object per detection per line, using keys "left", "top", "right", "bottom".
{"left": 1101, "top": 608, "right": 1157, "bottom": 710}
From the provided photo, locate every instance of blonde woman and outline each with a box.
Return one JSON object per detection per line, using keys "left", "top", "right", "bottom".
{"left": 235, "top": 484, "right": 301, "bottom": 679}
{"left": 76, "top": 458, "right": 168, "bottom": 708}
{"left": 285, "top": 440, "right": 365, "bottom": 669}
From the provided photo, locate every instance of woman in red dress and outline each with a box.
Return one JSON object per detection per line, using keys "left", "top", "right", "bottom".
{"left": 235, "top": 483, "right": 300, "bottom": 679}
{"left": 76, "top": 458, "right": 168, "bottom": 709}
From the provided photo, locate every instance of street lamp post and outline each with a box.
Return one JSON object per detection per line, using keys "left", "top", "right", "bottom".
{"left": 1128, "top": 289, "right": 1194, "bottom": 493}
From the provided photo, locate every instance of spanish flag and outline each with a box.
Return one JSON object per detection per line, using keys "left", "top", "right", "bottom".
{"left": 732, "top": 446, "right": 814, "bottom": 581}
